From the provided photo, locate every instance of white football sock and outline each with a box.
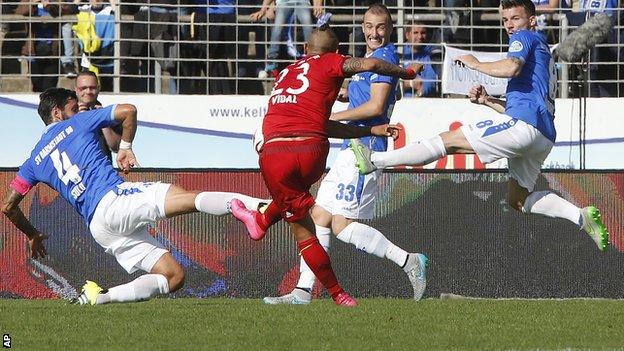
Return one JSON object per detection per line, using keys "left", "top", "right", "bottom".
{"left": 296, "top": 225, "right": 331, "bottom": 290}
{"left": 522, "top": 190, "right": 581, "bottom": 226}
{"left": 336, "top": 222, "right": 408, "bottom": 267}
{"left": 194, "top": 192, "right": 268, "bottom": 215}
{"left": 97, "top": 274, "right": 169, "bottom": 304}
{"left": 372, "top": 135, "right": 446, "bottom": 168}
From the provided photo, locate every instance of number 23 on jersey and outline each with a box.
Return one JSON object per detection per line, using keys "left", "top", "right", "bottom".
{"left": 270, "top": 61, "right": 311, "bottom": 105}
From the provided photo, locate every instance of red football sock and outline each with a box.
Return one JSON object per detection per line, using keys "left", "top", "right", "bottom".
{"left": 257, "top": 201, "right": 282, "bottom": 230}
{"left": 297, "top": 237, "right": 344, "bottom": 299}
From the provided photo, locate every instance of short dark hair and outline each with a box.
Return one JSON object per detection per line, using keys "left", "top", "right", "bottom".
{"left": 365, "top": 3, "right": 393, "bottom": 26}
{"left": 501, "top": 0, "right": 536, "bottom": 17}
{"left": 308, "top": 25, "right": 340, "bottom": 53}
{"left": 76, "top": 70, "right": 98, "bottom": 81}
{"left": 38, "top": 88, "right": 77, "bottom": 125}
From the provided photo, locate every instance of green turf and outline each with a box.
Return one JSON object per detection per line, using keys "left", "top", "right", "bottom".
{"left": 1, "top": 298, "right": 623, "bottom": 350}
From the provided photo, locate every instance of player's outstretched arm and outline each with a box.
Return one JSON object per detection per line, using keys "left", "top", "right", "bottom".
{"left": 1, "top": 189, "right": 48, "bottom": 258}
{"left": 113, "top": 104, "right": 140, "bottom": 173}
{"left": 456, "top": 54, "right": 524, "bottom": 78}
{"left": 342, "top": 57, "right": 419, "bottom": 79}
{"left": 326, "top": 120, "right": 400, "bottom": 139}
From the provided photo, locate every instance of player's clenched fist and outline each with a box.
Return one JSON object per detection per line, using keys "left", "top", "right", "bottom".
{"left": 402, "top": 67, "right": 418, "bottom": 80}
{"left": 371, "top": 124, "right": 402, "bottom": 140}
{"left": 469, "top": 84, "right": 489, "bottom": 105}
{"left": 407, "top": 63, "right": 424, "bottom": 75}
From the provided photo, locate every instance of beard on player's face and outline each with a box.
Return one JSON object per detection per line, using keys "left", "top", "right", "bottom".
{"left": 61, "top": 99, "right": 79, "bottom": 119}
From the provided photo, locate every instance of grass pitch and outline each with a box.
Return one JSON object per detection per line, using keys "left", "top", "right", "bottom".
{"left": 1, "top": 298, "right": 623, "bottom": 350}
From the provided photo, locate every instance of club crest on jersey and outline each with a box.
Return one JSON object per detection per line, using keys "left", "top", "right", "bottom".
{"left": 509, "top": 40, "right": 523, "bottom": 53}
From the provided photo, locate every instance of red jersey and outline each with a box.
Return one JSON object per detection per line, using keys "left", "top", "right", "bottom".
{"left": 262, "top": 52, "right": 347, "bottom": 141}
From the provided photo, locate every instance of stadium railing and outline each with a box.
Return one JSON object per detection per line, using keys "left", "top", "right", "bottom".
{"left": 0, "top": 2, "right": 622, "bottom": 97}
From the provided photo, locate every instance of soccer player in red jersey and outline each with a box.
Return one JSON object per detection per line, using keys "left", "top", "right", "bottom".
{"left": 230, "top": 26, "right": 416, "bottom": 306}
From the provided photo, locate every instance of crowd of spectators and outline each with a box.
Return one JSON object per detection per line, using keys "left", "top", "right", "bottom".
{"left": 0, "top": 1, "right": 622, "bottom": 97}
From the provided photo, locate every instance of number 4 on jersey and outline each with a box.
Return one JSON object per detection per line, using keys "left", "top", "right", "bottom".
{"left": 51, "top": 149, "right": 82, "bottom": 185}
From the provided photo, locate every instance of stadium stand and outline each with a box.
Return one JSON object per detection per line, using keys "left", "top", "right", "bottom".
{"left": 0, "top": 1, "right": 622, "bottom": 97}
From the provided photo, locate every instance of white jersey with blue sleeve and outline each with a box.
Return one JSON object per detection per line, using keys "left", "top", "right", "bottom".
{"left": 342, "top": 43, "right": 399, "bottom": 152}
{"left": 12, "top": 105, "right": 124, "bottom": 224}
{"left": 505, "top": 30, "right": 556, "bottom": 142}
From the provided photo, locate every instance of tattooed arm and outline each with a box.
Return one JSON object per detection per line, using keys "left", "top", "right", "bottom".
{"left": 342, "top": 57, "right": 418, "bottom": 79}
{"left": 332, "top": 58, "right": 417, "bottom": 121}
{"left": 2, "top": 188, "right": 48, "bottom": 258}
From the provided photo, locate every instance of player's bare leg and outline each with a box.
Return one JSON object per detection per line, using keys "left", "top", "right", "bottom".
{"left": 506, "top": 179, "right": 530, "bottom": 212}
{"left": 440, "top": 128, "right": 475, "bottom": 154}
{"left": 150, "top": 252, "right": 185, "bottom": 291}
{"left": 510, "top": 179, "right": 609, "bottom": 251}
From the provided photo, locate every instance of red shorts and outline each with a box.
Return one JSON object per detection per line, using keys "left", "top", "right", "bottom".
{"left": 259, "top": 138, "right": 329, "bottom": 222}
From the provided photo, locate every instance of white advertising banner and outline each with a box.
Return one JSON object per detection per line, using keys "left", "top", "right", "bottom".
{"left": 442, "top": 45, "right": 508, "bottom": 96}
{"left": 1, "top": 94, "right": 623, "bottom": 169}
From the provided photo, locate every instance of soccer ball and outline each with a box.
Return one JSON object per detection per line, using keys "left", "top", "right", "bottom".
{"left": 252, "top": 125, "right": 264, "bottom": 153}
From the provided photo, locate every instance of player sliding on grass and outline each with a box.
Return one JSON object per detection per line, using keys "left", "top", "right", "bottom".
{"left": 2, "top": 88, "right": 268, "bottom": 305}
{"left": 349, "top": 0, "right": 609, "bottom": 251}
{"left": 230, "top": 25, "right": 417, "bottom": 306}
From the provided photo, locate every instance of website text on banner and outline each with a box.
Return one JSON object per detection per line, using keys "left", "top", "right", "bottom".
{"left": 2, "top": 95, "right": 623, "bottom": 169}
{"left": 442, "top": 46, "right": 508, "bottom": 96}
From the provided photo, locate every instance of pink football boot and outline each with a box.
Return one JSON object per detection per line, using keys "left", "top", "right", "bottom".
{"left": 230, "top": 199, "right": 267, "bottom": 241}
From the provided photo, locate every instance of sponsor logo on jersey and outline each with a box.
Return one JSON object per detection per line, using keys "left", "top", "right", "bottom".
{"left": 351, "top": 74, "right": 365, "bottom": 82}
